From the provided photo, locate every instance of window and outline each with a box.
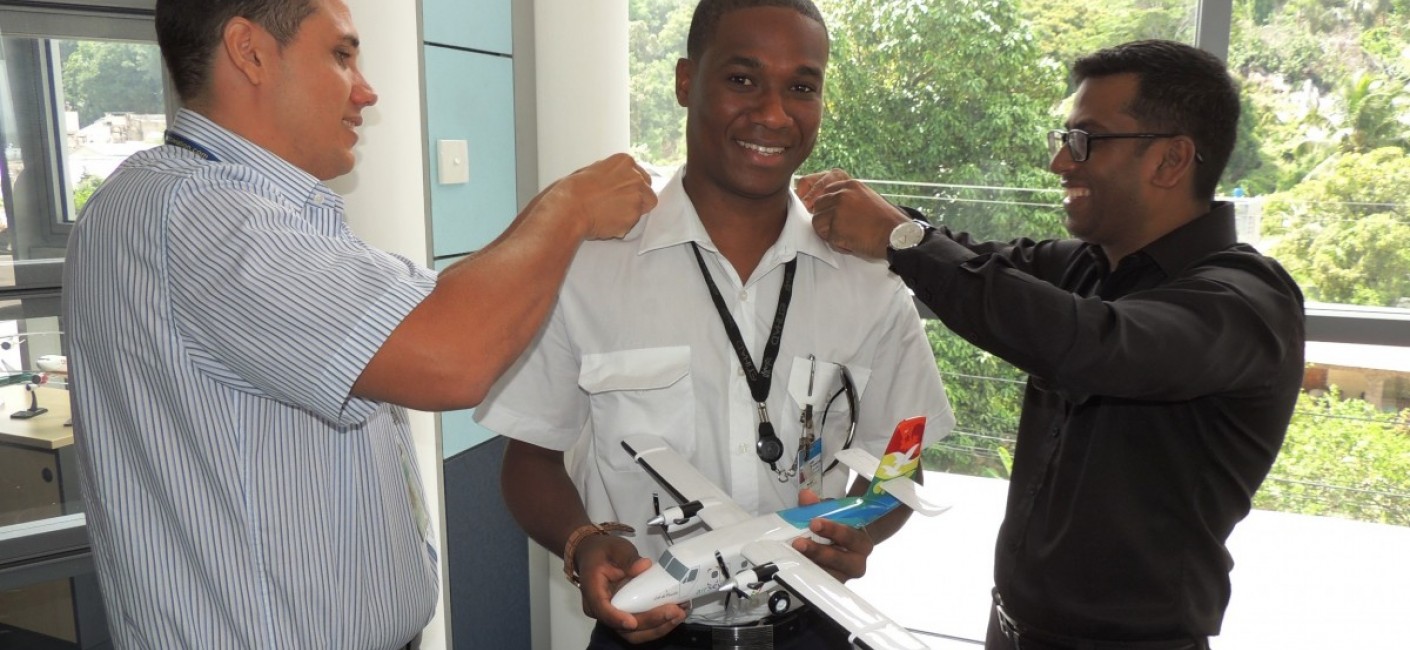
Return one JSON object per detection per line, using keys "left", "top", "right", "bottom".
{"left": 0, "top": 1, "right": 163, "bottom": 645}
{"left": 630, "top": 0, "right": 1408, "bottom": 645}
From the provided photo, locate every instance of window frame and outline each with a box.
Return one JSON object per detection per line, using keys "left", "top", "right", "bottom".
{"left": 0, "top": 0, "right": 161, "bottom": 605}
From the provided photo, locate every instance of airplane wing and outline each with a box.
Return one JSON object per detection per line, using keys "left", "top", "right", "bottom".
{"left": 620, "top": 435, "right": 752, "bottom": 529}
{"left": 836, "top": 448, "right": 950, "bottom": 516}
{"left": 741, "top": 540, "right": 929, "bottom": 650}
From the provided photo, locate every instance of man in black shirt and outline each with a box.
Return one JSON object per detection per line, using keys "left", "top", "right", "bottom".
{"left": 798, "top": 40, "right": 1305, "bottom": 649}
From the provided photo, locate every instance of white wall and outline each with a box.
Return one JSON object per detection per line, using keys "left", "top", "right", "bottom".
{"left": 320, "top": 1, "right": 631, "bottom": 646}
{"left": 529, "top": 3, "right": 629, "bottom": 647}
{"left": 328, "top": 2, "right": 448, "bottom": 649}
{"left": 533, "top": 0, "right": 630, "bottom": 181}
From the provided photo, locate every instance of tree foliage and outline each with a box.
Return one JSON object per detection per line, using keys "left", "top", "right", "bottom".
{"left": 1262, "top": 147, "right": 1410, "bottom": 306}
{"left": 60, "top": 41, "right": 165, "bottom": 126}
{"left": 1256, "top": 388, "right": 1410, "bottom": 526}
{"left": 811, "top": 0, "right": 1065, "bottom": 240}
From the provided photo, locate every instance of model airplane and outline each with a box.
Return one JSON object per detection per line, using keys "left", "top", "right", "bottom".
{"left": 613, "top": 416, "right": 948, "bottom": 650}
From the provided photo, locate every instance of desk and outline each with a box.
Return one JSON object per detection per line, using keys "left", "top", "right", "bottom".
{"left": 0, "top": 383, "right": 79, "bottom": 643}
{"left": 0, "top": 384, "right": 73, "bottom": 453}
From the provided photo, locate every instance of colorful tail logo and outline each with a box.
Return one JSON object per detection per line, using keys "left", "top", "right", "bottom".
{"left": 867, "top": 416, "right": 925, "bottom": 497}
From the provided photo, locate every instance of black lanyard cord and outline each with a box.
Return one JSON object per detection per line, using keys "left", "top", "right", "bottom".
{"left": 689, "top": 242, "right": 797, "bottom": 469}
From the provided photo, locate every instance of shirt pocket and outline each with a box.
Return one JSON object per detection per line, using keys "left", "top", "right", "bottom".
{"left": 783, "top": 356, "right": 872, "bottom": 496}
{"left": 579, "top": 346, "right": 696, "bottom": 472}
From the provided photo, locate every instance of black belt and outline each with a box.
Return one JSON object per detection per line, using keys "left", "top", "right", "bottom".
{"left": 993, "top": 589, "right": 1208, "bottom": 650}
{"left": 662, "top": 605, "right": 814, "bottom": 649}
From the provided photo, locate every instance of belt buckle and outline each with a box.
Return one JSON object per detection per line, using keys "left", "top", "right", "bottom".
{"left": 996, "top": 603, "right": 1022, "bottom": 643}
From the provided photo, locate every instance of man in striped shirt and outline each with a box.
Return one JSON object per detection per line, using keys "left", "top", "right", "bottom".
{"left": 61, "top": 0, "right": 655, "bottom": 647}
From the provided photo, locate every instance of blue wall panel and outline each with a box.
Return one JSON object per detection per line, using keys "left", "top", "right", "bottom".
{"left": 424, "top": 45, "right": 517, "bottom": 258}
{"left": 422, "top": 0, "right": 512, "bottom": 55}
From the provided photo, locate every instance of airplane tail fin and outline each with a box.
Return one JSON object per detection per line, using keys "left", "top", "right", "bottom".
{"left": 863, "top": 416, "right": 926, "bottom": 499}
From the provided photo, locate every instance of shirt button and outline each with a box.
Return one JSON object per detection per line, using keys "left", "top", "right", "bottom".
{"left": 314, "top": 194, "right": 325, "bottom": 205}
{"left": 738, "top": 290, "right": 748, "bottom": 301}
{"left": 737, "top": 367, "right": 745, "bottom": 377}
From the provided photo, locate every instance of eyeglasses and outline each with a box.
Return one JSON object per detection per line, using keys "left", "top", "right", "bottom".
{"left": 1047, "top": 128, "right": 1202, "bottom": 164}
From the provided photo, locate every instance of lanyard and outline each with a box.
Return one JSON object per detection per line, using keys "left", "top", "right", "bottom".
{"left": 164, "top": 131, "right": 220, "bottom": 162}
{"left": 689, "top": 242, "right": 797, "bottom": 475}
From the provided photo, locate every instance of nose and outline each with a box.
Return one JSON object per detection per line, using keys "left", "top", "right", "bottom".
{"left": 353, "top": 73, "right": 379, "bottom": 108}
{"left": 1049, "top": 145, "right": 1074, "bottom": 175}
{"left": 750, "top": 87, "right": 790, "bottom": 130}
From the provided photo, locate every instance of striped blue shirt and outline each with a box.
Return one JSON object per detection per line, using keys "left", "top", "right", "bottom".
{"left": 62, "top": 109, "right": 439, "bottom": 649}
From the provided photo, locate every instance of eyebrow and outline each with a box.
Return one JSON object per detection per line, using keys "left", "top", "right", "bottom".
{"left": 721, "top": 55, "right": 823, "bottom": 79}
{"left": 341, "top": 35, "right": 361, "bottom": 50}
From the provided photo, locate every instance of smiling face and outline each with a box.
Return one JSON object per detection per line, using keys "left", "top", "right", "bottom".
{"left": 676, "top": 5, "right": 828, "bottom": 205}
{"left": 1050, "top": 73, "right": 1163, "bottom": 258}
{"left": 267, "top": 0, "right": 378, "bottom": 180}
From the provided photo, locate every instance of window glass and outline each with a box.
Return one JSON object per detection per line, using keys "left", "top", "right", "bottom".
{"left": 1226, "top": 0, "right": 1410, "bottom": 527}
{"left": 630, "top": 0, "right": 1408, "bottom": 644}
{"left": 1, "top": 6, "right": 159, "bottom": 645}
{"left": 1, "top": 35, "right": 164, "bottom": 288}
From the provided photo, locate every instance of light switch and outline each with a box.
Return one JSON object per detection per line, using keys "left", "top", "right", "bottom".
{"left": 437, "top": 139, "right": 469, "bottom": 185}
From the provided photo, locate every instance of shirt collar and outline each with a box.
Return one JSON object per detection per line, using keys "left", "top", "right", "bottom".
{"left": 1141, "top": 201, "right": 1238, "bottom": 275}
{"left": 167, "top": 108, "right": 331, "bottom": 208}
{"left": 633, "top": 166, "right": 839, "bottom": 269}
{"left": 1081, "top": 201, "right": 1238, "bottom": 275}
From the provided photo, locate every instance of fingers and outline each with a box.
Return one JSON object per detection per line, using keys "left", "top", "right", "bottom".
{"left": 791, "top": 518, "right": 873, "bottom": 581}
{"left": 576, "top": 538, "right": 686, "bottom": 643}
{"left": 616, "top": 603, "right": 688, "bottom": 644}
{"left": 560, "top": 153, "right": 658, "bottom": 241}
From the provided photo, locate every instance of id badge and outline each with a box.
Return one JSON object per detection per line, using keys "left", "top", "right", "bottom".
{"left": 797, "top": 433, "right": 824, "bottom": 495}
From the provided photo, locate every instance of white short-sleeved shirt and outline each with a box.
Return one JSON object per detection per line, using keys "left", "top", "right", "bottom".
{"left": 63, "top": 109, "right": 439, "bottom": 649}
{"left": 475, "top": 167, "right": 953, "bottom": 623}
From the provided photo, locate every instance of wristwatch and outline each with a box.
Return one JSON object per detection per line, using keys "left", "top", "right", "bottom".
{"left": 888, "top": 219, "right": 934, "bottom": 251}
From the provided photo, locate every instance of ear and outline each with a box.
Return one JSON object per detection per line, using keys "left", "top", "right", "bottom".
{"left": 221, "top": 17, "right": 274, "bottom": 87}
{"left": 675, "top": 57, "right": 693, "bottom": 108}
{"left": 1150, "top": 136, "right": 1198, "bottom": 190}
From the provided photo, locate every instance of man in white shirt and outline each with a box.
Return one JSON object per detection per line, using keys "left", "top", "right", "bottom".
{"left": 474, "top": 0, "right": 952, "bottom": 647}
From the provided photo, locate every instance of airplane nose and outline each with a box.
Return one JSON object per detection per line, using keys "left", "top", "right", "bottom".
{"left": 610, "top": 566, "right": 680, "bottom": 614}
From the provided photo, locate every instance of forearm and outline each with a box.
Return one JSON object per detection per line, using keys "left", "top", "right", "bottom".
{"left": 353, "top": 195, "right": 590, "bottom": 410}
{"left": 500, "top": 439, "right": 592, "bottom": 557}
{"left": 353, "top": 154, "right": 654, "bottom": 410}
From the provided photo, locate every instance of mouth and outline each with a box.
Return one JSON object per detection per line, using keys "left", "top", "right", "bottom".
{"left": 736, "top": 140, "right": 786, "bottom": 156}
{"left": 1063, "top": 186, "right": 1090, "bottom": 205}
{"left": 343, "top": 118, "right": 362, "bottom": 130}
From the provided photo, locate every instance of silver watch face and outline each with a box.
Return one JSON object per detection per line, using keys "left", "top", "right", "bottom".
{"left": 889, "top": 220, "right": 925, "bottom": 250}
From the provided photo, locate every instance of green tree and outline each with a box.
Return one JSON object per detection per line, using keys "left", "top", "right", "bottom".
{"left": 921, "top": 322, "right": 1024, "bottom": 478}
{"left": 61, "top": 41, "right": 165, "bottom": 126}
{"left": 628, "top": 0, "right": 694, "bottom": 167}
{"left": 1262, "top": 147, "right": 1410, "bottom": 306}
{"left": 811, "top": 0, "right": 1066, "bottom": 240}
{"left": 1256, "top": 387, "right": 1410, "bottom": 526}
{"left": 71, "top": 173, "right": 104, "bottom": 213}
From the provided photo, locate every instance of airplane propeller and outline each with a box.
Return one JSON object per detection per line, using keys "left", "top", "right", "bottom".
{"left": 714, "top": 551, "right": 749, "bottom": 604}
{"left": 650, "top": 493, "right": 676, "bottom": 545}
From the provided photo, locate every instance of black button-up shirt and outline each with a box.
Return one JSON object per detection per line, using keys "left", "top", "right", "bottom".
{"left": 889, "top": 203, "right": 1305, "bottom": 640}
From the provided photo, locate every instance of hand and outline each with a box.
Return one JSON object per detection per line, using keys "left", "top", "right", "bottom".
{"left": 795, "top": 169, "right": 910, "bottom": 260}
{"left": 575, "top": 534, "right": 688, "bottom": 643}
{"left": 790, "top": 489, "right": 874, "bottom": 581}
{"left": 548, "top": 153, "right": 658, "bottom": 241}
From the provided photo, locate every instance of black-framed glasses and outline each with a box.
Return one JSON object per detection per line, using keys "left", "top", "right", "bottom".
{"left": 1047, "top": 128, "right": 1202, "bottom": 163}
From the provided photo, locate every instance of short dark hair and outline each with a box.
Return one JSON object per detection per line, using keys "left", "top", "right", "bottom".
{"left": 685, "top": 0, "right": 827, "bottom": 60}
{"left": 156, "top": 0, "right": 317, "bottom": 103}
{"left": 1072, "top": 39, "right": 1240, "bottom": 201}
